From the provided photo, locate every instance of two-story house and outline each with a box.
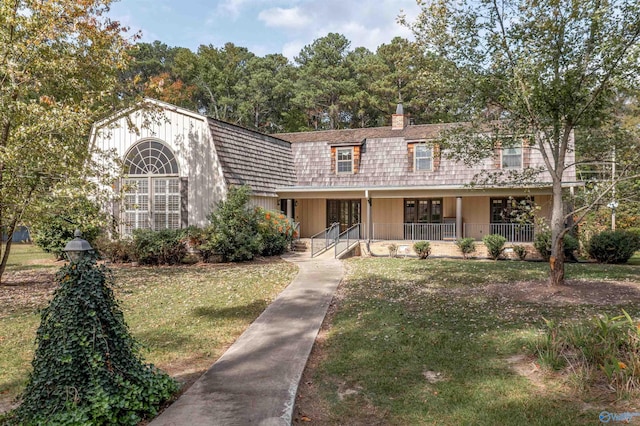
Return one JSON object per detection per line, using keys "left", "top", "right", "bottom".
{"left": 276, "top": 106, "right": 579, "bottom": 245}
{"left": 91, "top": 99, "right": 580, "bottom": 249}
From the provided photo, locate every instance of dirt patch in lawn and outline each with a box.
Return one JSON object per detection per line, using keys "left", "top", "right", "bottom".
{"left": 472, "top": 279, "right": 640, "bottom": 306}
{"left": 0, "top": 270, "right": 57, "bottom": 318}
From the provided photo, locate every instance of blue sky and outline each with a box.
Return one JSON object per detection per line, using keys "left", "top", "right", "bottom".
{"left": 107, "top": 0, "right": 421, "bottom": 60}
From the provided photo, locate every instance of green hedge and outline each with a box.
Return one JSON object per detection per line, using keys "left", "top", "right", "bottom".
{"left": 533, "top": 231, "right": 579, "bottom": 261}
{"left": 587, "top": 230, "right": 640, "bottom": 264}
{"left": 131, "top": 229, "right": 187, "bottom": 265}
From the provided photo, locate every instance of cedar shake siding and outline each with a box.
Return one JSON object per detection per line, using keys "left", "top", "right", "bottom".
{"left": 277, "top": 124, "right": 576, "bottom": 189}
{"left": 282, "top": 137, "right": 563, "bottom": 189}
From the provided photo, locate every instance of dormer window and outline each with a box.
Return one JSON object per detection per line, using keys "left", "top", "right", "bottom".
{"left": 502, "top": 144, "right": 522, "bottom": 169}
{"left": 329, "top": 141, "right": 362, "bottom": 174}
{"left": 408, "top": 141, "right": 440, "bottom": 172}
{"left": 415, "top": 144, "right": 433, "bottom": 171}
{"left": 337, "top": 148, "right": 353, "bottom": 174}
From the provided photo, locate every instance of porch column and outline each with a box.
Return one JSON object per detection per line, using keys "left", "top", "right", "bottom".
{"left": 456, "top": 197, "right": 463, "bottom": 239}
{"left": 367, "top": 194, "right": 372, "bottom": 242}
{"left": 286, "top": 199, "right": 293, "bottom": 219}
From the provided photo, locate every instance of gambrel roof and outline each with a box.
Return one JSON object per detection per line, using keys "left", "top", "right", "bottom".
{"left": 276, "top": 123, "right": 577, "bottom": 190}
{"left": 209, "top": 118, "right": 295, "bottom": 197}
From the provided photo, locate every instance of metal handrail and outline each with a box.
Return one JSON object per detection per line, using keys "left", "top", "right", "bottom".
{"left": 293, "top": 222, "right": 301, "bottom": 240}
{"left": 335, "top": 223, "right": 360, "bottom": 258}
{"left": 310, "top": 222, "right": 340, "bottom": 257}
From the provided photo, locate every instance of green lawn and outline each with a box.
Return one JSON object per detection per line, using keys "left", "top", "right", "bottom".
{"left": 0, "top": 256, "right": 298, "bottom": 411}
{"left": 300, "top": 258, "right": 640, "bottom": 425}
{"left": 3, "top": 244, "right": 57, "bottom": 272}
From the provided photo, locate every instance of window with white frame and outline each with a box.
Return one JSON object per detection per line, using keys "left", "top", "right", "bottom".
{"left": 337, "top": 148, "right": 353, "bottom": 173}
{"left": 122, "top": 140, "right": 181, "bottom": 235}
{"left": 502, "top": 144, "right": 522, "bottom": 169}
{"left": 415, "top": 144, "right": 433, "bottom": 171}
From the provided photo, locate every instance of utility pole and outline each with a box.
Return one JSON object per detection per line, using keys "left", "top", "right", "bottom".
{"left": 610, "top": 147, "right": 618, "bottom": 231}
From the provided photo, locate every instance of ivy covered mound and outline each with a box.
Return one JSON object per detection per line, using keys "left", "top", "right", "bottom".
{"left": 14, "top": 256, "right": 178, "bottom": 425}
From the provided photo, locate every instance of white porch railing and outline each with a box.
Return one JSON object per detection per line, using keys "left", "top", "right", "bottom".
{"left": 372, "top": 223, "right": 456, "bottom": 241}
{"left": 464, "top": 223, "right": 536, "bottom": 242}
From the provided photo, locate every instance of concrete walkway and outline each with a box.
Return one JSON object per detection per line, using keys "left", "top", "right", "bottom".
{"left": 150, "top": 250, "right": 343, "bottom": 426}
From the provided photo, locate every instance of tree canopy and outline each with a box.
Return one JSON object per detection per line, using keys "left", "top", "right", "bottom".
{"left": 121, "top": 34, "right": 463, "bottom": 132}
{"left": 0, "top": 0, "right": 133, "bottom": 282}
{"left": 405, "top": 0, "right": 640, "bottom": 285}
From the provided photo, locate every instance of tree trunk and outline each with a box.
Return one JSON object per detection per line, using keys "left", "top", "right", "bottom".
{"left": 0, "top": 225, "right": 16, "bottom": 284}
{"left": 548, "top": 179, "right": 566, "bottom": 286}
{"left": 549, "top": 245, "right": 565, "bottom": 286}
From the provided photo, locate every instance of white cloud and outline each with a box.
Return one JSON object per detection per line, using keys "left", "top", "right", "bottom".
{"left": 215, "top": 0, "right": 254, "bottom": 20}
{"left": 282, "top": 40, "right": 305, "bottom": 60}
{"left": 258, "top": 7, "right": 311, "bottom": 30}
{"left": 108, "top": 0, "right": 422, "bottom": 59}
{"left": 259, "top": 0, "right": 421, "bottom": 58}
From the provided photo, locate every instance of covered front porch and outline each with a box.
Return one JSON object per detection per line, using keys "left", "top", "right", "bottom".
{"left": 277, "top": 186, "right": 552, "bottom": 244}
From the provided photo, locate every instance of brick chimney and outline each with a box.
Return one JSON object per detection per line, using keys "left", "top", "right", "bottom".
{"left": 391, "top": 103, "right": 406, "bottom": 130}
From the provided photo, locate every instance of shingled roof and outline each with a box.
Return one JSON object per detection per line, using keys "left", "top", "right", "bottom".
{"left": 276, "top": 123, "right": 555, "bottom": 189}
{"left": 277, "top": 122, "right": 453, "bottom": 144}
{"left": 209, "top": 119, "right": 295, "bottom": 196}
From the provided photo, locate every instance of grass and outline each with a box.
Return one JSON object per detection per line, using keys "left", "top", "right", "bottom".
{"left": 0, "top": 255, "right": 298, "bottom": 410}
{"left": 3, "top": 244, "right": 57, "bottom": 272}
{"left": 303, "top": 257, "right": 640, "bottom": 425}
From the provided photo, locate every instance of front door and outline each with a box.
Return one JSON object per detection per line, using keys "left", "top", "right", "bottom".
{"left": 327, "top": 200, "right": 361, "bottom": 232}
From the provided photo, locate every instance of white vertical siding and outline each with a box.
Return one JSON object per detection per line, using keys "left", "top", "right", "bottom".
{"left": 249, "top": 196, "right": 279, "bottom": 211}
{"left": 91, "top": 102, "right": 227, "bottom": 228}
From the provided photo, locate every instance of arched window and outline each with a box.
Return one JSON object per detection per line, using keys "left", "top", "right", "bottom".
{"left": 124, "top": 140, "right": 179, "bottom": 175}
{"left": 122, "top": 140, "right": 182, "bottom": 235}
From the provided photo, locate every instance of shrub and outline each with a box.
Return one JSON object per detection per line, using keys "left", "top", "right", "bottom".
{"left": 30, "top": 196, "right": 104, "bottom": 260}
{"left": 483, "top": 234, "right": 507, "bottom": 260}
{"left": 513, "top": 245, "right": 528, "bottom": 260}
{"left": 257, "top": 209, "right": 295, "bottom": 256}
{"left": 14, "top": 255, "right": 178, "bottom": 425}
{"left": 455, "top": 237, "right": 476, "bottom": 259}
{"left": 181, "top": 226, "right": 206, "bottom": 250}
{"left": 413, "top": 241, "right": 431, "bottom": 259}
{"left": 533, "top": 231, "right": 579, "bottom": 261}
{"left": 534, "top": 310, "right": 640, "bottom": 396}
{"left": 387, "top": 243, "right": 398, "bottom": 258}
{"left": 205, "top": 186, "right": 263, "bottom": 262}
{"left": 587, "top": 230, "right": 640, "bottom": 264}
{"left": 131, "top": 229, "right": 187, "bottom": 265}
{"left": 626, "top": 228, "right": 640, "bottom": 250}
{"left": 94, "top": 236, "right": 135, "bottom": 263}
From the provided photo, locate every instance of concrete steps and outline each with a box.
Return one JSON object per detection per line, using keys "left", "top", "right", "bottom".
{"left": 291, "top": 239, "right": 308, "bottom": 253}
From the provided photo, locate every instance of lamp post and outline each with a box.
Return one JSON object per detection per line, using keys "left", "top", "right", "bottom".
{"left": 62, "top": 229, "right": 94, "bottom": 261}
